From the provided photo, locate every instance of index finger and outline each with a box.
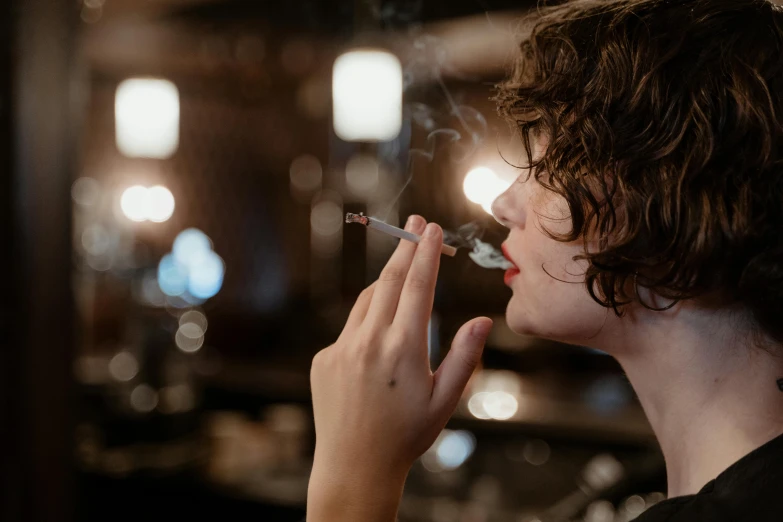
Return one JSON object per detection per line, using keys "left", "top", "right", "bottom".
{"left": 392, "top": 222, "right": 442, "bottom": 335}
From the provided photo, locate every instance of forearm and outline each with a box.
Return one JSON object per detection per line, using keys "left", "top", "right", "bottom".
{"left": 306, "top": 462, "right": 408, "bottom": 522}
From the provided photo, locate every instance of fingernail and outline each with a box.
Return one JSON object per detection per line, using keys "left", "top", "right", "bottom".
{"left": 471, "top": 320, "right": 493, "bottom": 339}
{"left": 424, "top": 223, "right": 439, "bottom": 238}
{"left": 405, "top": 215, "right": 415, "bottom": 230}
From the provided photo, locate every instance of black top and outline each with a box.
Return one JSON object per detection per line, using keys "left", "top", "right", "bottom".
{"left": 635, "top": 431, "right": 783, "bottom": 521}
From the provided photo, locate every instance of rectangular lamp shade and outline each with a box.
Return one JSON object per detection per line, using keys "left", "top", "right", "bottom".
{"left": 332, "top": 49, "right": 403, "bottom": 142}
{"left": 115, "top": 78, "right": 180, "bottom": 159}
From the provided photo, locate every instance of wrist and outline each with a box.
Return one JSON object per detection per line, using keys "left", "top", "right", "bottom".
{"left": 306, "top": 460, "right": 409, "bottom": 522}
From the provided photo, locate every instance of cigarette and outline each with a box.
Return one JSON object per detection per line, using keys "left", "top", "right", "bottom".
{"left": 346, "top": 213, "right": 457, "bottom": 257}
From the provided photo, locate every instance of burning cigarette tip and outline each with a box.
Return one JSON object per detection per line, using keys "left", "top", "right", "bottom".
{"left": 345, "top": 212, "right": 369, "bottom": 226}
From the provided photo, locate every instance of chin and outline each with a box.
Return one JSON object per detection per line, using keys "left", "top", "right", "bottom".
{"left": 505, "top": 296, "right": 605, "bottom": 346}
{"left": 504, "top": 298, "right": 539, "bottom": 337}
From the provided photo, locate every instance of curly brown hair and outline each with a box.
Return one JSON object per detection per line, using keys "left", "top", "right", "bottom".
{"left": 495, "top": 0, "right": 783, "bottom": 347}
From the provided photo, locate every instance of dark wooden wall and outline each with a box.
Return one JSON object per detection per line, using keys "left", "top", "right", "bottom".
{"left": 1, "top": 1, "right": 78, "bottom": 521}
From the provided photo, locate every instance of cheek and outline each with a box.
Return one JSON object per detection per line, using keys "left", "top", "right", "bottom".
{"left": 534, "top": 192, "right": 574, "bottom": 238}
{"left": 506, "top": 245, "right": 606, "bottom": 343}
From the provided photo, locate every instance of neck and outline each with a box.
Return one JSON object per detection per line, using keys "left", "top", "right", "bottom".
{"left": 598, "top": 303, "right": 783, "bottom": 497}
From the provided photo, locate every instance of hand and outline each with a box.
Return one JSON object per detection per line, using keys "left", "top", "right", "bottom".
{"left": 307, "top": 215, "right": 493, "bottom": 522}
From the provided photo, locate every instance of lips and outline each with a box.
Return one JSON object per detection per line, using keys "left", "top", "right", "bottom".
{"left": 501, "top": 242, "right": 520, "bottom": 286}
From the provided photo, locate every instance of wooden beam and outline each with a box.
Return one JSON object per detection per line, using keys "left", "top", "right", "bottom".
{"left": 3, "top": 0, "right": 79, "bottom": 520}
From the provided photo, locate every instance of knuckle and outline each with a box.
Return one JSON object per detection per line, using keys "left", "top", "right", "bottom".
{"left": 310, "top": 347, "right": 330, "bottom": 378}
{"left": 354, "top": 329, "right": 379, "bottom": 353}
{"left": 360, "top": 282, "right": 377, "bottom": 297}
{"left": 355, "top": 286, "right": 374, "bottom": 305}
{"left": 311, "top": 346, "right": 330, "bottom": 366}
{"left": 423, "top": 224, "right": 442, "bottom": 244}
{"left": 379, "top": 268, "right": 406, "bottom": 284}
{"left": 418, "top": 245, "right": 440, "bottom": 262}
{"left": 457, "top": 349, "right": 479, "bottom": 370}
{"left": 385, "top": 328, "right": 409, "bottom": 350}
{"left": 379, "top": 265, "right": 406, "bottom": 284}
{"left": 406, "top": 274, "right": 431, "bottom": 292}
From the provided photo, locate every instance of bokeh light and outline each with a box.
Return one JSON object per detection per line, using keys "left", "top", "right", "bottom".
{"left": 71, "top": 177, "right": 100, "bottom": 206}
{"left": 468, "top": 390, "right": 519, "bottom": 421}
{"left": 86, "top": 254, "right": 112, "bottom": 272}
{"left": 139, "top": 272, "right": 166, "bottom": 307}
{"left": 81, "top": 225, "right": 110, "bottom": 256}
{"left": 435, "top": 430, "right": 476, "bottom": 470}
{"left": 345, "top": 154, "right": 380, "bottom": 197}
{"left": 130, "top": 384, "right": 158, "bottom": 413}
{"left": 467, "top": 391, "right": 492, "bottom": 420}
{"left": 146, "top": 185, "right": 175, "bottom": 222}
{"left": 108, "top": 351, "right": 139, "bottom": 382}
{"left": 175, "top": 327, "right": 205, "bottom": 353}
{"left": 646, "top": 492, "right": 666, "bottom": 506}
{"left": 159, "top": 230, "right": 223, "bottom": 301}
{"left": 467, "top": 370, "right": 524, "bottom": 421}
{"left": 115, "top": 78, "right": 180, "bottom": 159}
{"left": 332, "top": 49, "right": 402, "bottom": 142}
{"left": 179, "top": 310, "right": 208, "bottom": 333}
{"left": 482, "top": 391, "right": 519, "bottom": 420}
{"left": 119, "top": 185, "right": 175, "bottom": 222}
{"left": 187, "top": 250, "right": 225, "bottom": 299}
{"left": 173, "top": 228, "right": 212, "bottom": 267}
{"left": 585, "top": 500, "right": 616, "bottom": 522}
{"left": 522, "top": 439, "right": 551, "bottom": 466}
{"left": 289, "top": 154, "right": 323, "bottom": 197}
{"left": 310, "top": 199, "right": 343, "bottom": 237}
{"left": 622, "top": 495, "right": 646, "bottom": 518}
{"left": 583, "top": 453, "right": 624, "bottom": 490}
{"left": 421, "top": 429, "right": 476, "bottom": 472}
{"left": 462, "top": 166, "right": 511, "bottom": 214}
{"left": 157, "top": 254, "right": 188, "bottom": 296}
{"left": 179, "top": 322, "right": 204, "bottom": 339}
{"left": 120, "top": 185, "right": 150, "bottom": 222}
{"left": 159, "top": 384, "right": 196, "bottom": 413}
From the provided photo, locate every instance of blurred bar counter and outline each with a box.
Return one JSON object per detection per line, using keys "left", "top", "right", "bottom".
{"left": 75, "top": 351, "right": 665, "bottom": 522}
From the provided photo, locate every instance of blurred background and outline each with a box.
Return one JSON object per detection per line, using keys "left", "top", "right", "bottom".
{"left": 1, "top": 1, "right": 669, "bottom": 521}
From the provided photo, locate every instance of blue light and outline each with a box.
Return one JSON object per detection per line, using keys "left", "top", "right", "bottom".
{"left": 173, "top": 228, "right": 212, "bottom": 268}
{"left": 187, "top": 250, "right": 224, "bottom": 299}
{"left": 435, "top": 430, "right": 476, "bottom": 470}
{"left": 180, "top": 292, "right": 206, "bottom": 306}
{"left": 158, "top": 254, "right": 188, "bottom": 296}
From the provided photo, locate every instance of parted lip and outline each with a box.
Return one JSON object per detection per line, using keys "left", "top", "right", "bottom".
{"left": 501, "top": 242, "right": 518, "bottom": 269}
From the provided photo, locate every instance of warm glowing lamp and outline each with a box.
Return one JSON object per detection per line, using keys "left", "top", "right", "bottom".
{"left": 332, "top": 49, "right": 402, "bottom": 142}
{"left": 115, "top": 78, "right": 180, "bottom": 159}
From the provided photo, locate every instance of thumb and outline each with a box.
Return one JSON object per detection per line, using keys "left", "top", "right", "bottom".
{"left": 430, "top": 317, "right": 493, "bottom": 419}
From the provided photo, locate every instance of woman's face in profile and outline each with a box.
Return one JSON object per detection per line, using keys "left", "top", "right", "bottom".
{"left": 491, "top": 135, "right": 616, "bottom": 347}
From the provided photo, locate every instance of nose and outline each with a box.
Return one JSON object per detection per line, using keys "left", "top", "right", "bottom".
{"left": 491, "top": 184, "right": 516, "bottom": 229}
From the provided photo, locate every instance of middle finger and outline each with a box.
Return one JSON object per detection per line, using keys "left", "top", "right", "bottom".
{"left": 363, "top": 214, "right": 427, "bottom": 330}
